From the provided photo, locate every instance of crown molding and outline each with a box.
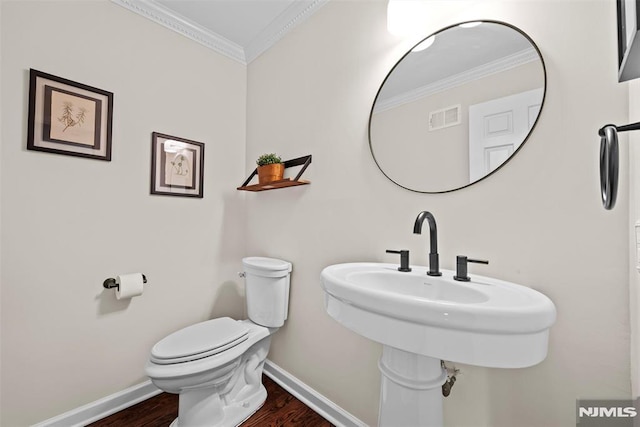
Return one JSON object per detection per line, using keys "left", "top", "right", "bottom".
{"left": 111, "top": 0, "right": 246, "bottom": 63}
{"left": 111, "top": 0, "right": 328, "bottom": 65}
{"left": 373, "top": 48, "right": 541, "bottom": 114}
{"left": 245, "top": 0, "right": 329, "bottom": 63}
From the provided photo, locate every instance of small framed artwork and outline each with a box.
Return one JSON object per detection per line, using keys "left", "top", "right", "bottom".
{"left": 150, "top": 132, "right": 204, "bottom": 198}
{"left": 27, "top": 69, "right": 113, "bottom": 161}
{"left": 618, "top": 0, "right": 640, "bottom": 82}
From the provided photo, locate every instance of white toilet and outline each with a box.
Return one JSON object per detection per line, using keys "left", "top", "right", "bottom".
{"left": 145, "top": 257, "right": 292, "bottom": 427}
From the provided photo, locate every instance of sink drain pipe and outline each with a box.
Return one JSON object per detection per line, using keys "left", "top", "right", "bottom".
{"left": 441, "top": 361, "right": 459, "bottom": 397}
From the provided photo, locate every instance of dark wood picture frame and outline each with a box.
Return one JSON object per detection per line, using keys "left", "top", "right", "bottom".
{"left": 27, "top": 69, "right": 113, "bottom": 161}
{"left": 150, "top": 132, "right": 205, "bottom": 198}
{"left": 618, "top": 0, "right": 640, "bottom": 82}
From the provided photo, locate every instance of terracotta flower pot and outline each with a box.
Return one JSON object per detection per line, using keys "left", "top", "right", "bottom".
{"left": 257, "top": 163, "right": 285, "bottom": 184}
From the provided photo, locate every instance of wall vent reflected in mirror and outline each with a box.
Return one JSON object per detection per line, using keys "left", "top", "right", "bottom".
{"left": 429, "top": 105, "right": 461, "bottom": 131}
{"left": 369, "top": 20, "right": 547, "bottom": 193}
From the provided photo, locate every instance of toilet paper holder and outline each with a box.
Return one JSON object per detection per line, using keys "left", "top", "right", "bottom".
{"left": 103, "top": 274, "right": 147, "bottom": 290}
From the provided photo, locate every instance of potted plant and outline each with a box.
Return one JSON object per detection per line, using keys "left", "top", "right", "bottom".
{"left": 256, "top": 153, "right": 285, "bottom": 184}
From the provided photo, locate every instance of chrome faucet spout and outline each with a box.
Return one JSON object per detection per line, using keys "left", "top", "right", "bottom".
{"left": 413, "top": 211, "right": 441, "bottom": 276}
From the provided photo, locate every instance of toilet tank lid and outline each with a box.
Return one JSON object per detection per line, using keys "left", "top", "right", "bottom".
{"left": 242, "top": 257, "right": 292, "bottom": 272}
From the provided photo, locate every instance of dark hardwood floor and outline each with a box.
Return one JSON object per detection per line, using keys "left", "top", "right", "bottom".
{"left": 88, "top": 375, "right": 334, "bottom": 427}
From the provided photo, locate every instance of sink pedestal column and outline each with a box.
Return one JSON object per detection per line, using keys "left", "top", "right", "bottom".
{"left": 378, "top": 346, "right": 447, "bottom": 427}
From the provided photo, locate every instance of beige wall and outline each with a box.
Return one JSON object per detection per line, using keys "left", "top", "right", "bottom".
{"left": 247, "top": 1, "right": 630, "bottom": 426}
{"left": 0, "top": 1, "right": 247, "bottom": 425}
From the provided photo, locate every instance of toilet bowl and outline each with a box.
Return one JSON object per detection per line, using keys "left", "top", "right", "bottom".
{"left": 145, "top": 257, "right": 292, "bottom": 427}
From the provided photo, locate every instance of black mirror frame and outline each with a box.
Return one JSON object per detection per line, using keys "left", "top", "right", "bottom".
{"left": 368, "top": 20, "right": 547, "bottom": 194}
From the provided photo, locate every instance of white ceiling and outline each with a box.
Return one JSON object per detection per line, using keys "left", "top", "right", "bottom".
{"left": 111, "top": 0, "right": 328, "bottom": 64}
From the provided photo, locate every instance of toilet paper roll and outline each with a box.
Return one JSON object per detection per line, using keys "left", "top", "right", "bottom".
{"left": 115, "top": 273, "right": 144, "bottom": 300}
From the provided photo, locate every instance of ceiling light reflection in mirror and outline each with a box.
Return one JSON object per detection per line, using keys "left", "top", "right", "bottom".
{"left": 369, "top": 21, "right": 546, "bottom": 193}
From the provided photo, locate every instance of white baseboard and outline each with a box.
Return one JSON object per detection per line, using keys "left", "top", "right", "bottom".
{"left": 31, "top": 381, "right": 161, "bottom": 427}
{"left": 32, "top": 360, "right": 367, "bottom": 427}
{"left": 263, "top": 359, "right": 368, "bottom": 427}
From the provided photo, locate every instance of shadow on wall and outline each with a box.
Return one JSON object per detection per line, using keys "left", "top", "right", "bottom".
{"left": 210, "top": 280, "right": 244, "bottom": 319}
{"left": 96, "top": 279, "right": 243, "bottom": 318}
{"left": 96, "top": 288, "right": 133, "bottom": 315}
{"left": 218, "top": 192, "right": 246, "bottom": 264}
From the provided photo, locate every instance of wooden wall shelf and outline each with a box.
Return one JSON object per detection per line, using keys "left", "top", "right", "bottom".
{"left": 237, "top": 155, "right": 311, "bottom": 192}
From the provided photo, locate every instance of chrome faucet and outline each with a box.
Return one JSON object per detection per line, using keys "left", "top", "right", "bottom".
{"left": 413, "top": 211, "right": 441, "bottom": 276}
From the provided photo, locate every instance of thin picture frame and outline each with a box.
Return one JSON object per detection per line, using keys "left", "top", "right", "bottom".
{"left": 618, "top": 0, "right": 640, "bottom": 82}
{"left": 27, "top": 69, "right": 113, "bottom": 161}
{"left": 150, "top": 132, "right": 205, "bottom": 198}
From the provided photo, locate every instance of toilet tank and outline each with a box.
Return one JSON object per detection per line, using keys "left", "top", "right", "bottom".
{"left": 242, "top": 257, "right": 292, "bottom": 328}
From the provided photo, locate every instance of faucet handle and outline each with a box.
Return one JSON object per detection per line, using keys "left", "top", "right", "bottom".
{"left": 453, "top": 255, "right": 488, "bottom": 282}
{"left": 386, "top": 250, "right": 412, "bottom": 272}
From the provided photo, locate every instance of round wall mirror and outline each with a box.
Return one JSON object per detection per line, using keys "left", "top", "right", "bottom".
{"left": 369, "top": 21, "right": 547, "bottom": 193}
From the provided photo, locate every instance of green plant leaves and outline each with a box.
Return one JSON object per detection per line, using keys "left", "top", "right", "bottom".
{"left": 256, "top": 153, "right": 282, "bottom": 166}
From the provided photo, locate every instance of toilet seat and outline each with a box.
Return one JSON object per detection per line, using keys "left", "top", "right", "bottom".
{"left": 151, "top": 317, "right": 249, "bottom": 365}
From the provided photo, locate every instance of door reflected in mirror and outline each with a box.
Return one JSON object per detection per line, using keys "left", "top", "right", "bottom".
{"left": 369, "top": 21, "right": 546, "bottom": 193}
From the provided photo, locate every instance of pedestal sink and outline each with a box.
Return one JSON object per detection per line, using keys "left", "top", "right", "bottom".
{"left": 320, "top": 262, "right": 556, "bottom": 427}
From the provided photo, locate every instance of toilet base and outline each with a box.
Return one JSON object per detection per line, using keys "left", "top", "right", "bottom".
{"left": 168, "top": 384, "right": 266, "bottom": 427}
{"left": 146, "top": 320, "right": 277, "bottom": 427}
{"left": 156, "top": 326, "right": 273, "bottom": 427}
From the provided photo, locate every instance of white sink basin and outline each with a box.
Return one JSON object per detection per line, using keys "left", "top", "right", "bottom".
{"left": 321, "top": 262, "right": 556, "bottom": 368}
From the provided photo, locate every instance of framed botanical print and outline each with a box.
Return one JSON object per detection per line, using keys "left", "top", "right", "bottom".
{"left": 27, "top": 69, "right": 113, "bottom": 161}
{"left": 150, "top": 132, "right": 204, "bottom": 198}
